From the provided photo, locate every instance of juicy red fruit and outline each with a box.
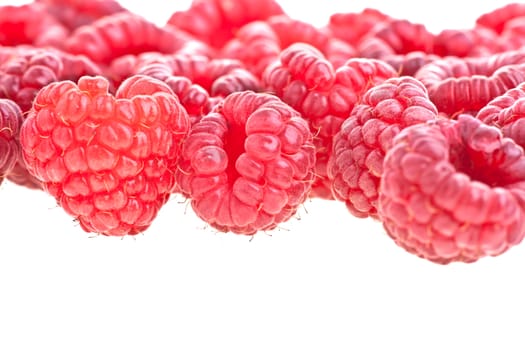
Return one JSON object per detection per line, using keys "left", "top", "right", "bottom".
{"left": 20, "top": 75, "right": 190, "bottom": 236}
{"left": 0, "top": 99, "right": 23, "bottom": 185}
{"left": 176, "top": 91, "right": 316, "bottom": 235}
{"left": 328, "top": 76, "right": 438, "bottom": 219}
{"left": 379, "top": 115, "right": 525, "bottom": 264}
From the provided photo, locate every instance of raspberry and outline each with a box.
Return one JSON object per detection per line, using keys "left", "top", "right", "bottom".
{"left": 220, "top": 21, "right": 281, "bottom": 78}
{"left": 19, "top": 75, "right": 190, "bottom": 236}
{"left": 415, "top": 50, "right": 525, "bottom": 115}
{"left": 65, "top": 12, "right": 206, "bottom": 64}
{"left": 476, "top": 3, "right": 525, "bottom": 34}
{"left": 382, "top": 51, "right": 439, "bottom": 76}
{"left": 167, "top": 0, "right": 284, "bottom": 49}
{"left": 266, "top": 15, "right": 356, "bottom": 68}
{"left": 476, "top": 81, "right": 525, "bottom": 148}
{"left": 379, "top": 114, "right": 525, "bottom": 264}
{"left": 0, "top": 99, "right": 23, "bottom": 186}
{"left": 0, "top": 47, "right": 63, "bottom": 113}
{"left": 175, "top": 91, "right": 316, "bottom": 235}
{"left": 0, "top": 3, "right": 69, "bottom": 48}
{"left": 328, "top": 76, "right": 438, "bottom": 219}
{"left": 37, "top": 0, "right": 128, "bottom": 30}
{"left": 328, "top": 8, "right": 390, "bottom": 46}
{"left": 357, "top": 19, "right": 434, "bottom": 58}
{"left": 263, "top": 43, "right": 397, "bottom": 199}
{"left": 433, "top": 27, "right": 507, "bottom": 57}
{"left": 0, "top": 46, "right": 102, "bottom": 190}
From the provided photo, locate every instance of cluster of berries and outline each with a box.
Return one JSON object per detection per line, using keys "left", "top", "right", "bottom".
{"left": 2, "top": 0, "right": 525, "bottom": 264}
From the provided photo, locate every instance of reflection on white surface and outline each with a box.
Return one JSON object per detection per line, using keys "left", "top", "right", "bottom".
{"left": 1, "top": 1, "right": 524, "bottom": 349}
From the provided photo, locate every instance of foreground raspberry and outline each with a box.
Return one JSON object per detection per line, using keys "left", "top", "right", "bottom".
{"left": 379, "top": 114, "right": 525, "bottom": 264}
{"left": 176, "top": 91, "right": 316, "bottom": 235}
{"left": 0, "top": 99, "right": 23, "bottom": 186}
{"left": 0, "top": 46, "right": 102, "bottom": 190}
{"left": 20, "top": 75, "right": 190, "bottom": 236}
{"left": 328, "top": 76, "right": 438, "bottom": 219}
{"left": 263, "top": 43, "right": 397, "bottom": 199}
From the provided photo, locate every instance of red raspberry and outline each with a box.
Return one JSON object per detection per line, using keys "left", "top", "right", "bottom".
{"left": 175, "top": 91, "right": 316, "bottom": 235}
{"left": 415, "top": 50, "right": 525, "bottom": 115}
{"left": 382, "top": 51, "right": 439, "bottom": 76}
{"left": 65, "top": 12, "right": 207, "bottom": 64}
{"left": 433, "top": 27, "right": 508, "bottom": 57}
{"left": 263, "top": 43, "right": 397, "bottom": 199}
{"left": 328, "top": 76, "right": 438, "bottom": 219}
{"left": 0, "top": 47, "right": 63, "bottom": 113}
{"left": 476, "top": 3, "right": 525, "bottom": 34}
{"left": 109, "top": 52, "right": 209, "bottom": 90}
{"left": 266, "top": 15, "right": 356, "bottom": 68}
{"left": 357, "top": 19, "right": 434, "bottom": 58}
{"left": 0, "top": 46, "right": 102, "bottom": 190}
{"left": 328, "top": 8, "right": 391, "bottom": 46}
{"left": 220, "top": 21, "right": 281, "bottom": 78}
{"left": 378, "top": 114, "right": 525, "bottom": 264}
{"left": 500, "top": 17, "right": 525, "bottom": 50}
{"left": 476, "top": 81, "right": 525, "bottom": 148}
{"left": 167, "top": 0, "right": 284, "bottom": 49}
{"left": 36, "top": 0, "right": 127, "bottom": 30}
{"left": 19, "top": 75, "right": 190, "bottom": 236}
{"left": 0, "top": 99, "right": 23, "bottom": 186}
{"left": 0, "top": 3, "right": 69, "bottom": 48}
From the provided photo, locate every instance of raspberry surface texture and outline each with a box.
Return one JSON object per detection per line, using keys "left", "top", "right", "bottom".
{"left": 176, "top": 91, "right": 316, "bottom": 235}
{"left": 0, "top": 3, "right": 68, "bottom": 48}
{"left": 0, "top": 99, "right": 23, "bottom": 186}
{"left": 65, "top": 12, "right": 204, "bottom": 64}
{"left": 328, "top": 76, "right": 438, "bottom": 219}
{"left": 37, "top": 0, "right": 128, "bottom": 30}
{"left": 415, "top": 50, "right": 525, "bottom": 115}
{"left": 167, "top": 0, "right": 284, "bottom": 48}
{"left": 263, "top": 43, "right": 397, "bottom": 199}
{"left": 379, "top": 114, "right": 525, "bottom": 264}
{"left": 20, "top": 75, "right": 190, "bottom": 236}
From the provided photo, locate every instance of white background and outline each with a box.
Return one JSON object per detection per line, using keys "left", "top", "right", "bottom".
{"left": 2, "top": 1, "right": 525, "bottom": 349}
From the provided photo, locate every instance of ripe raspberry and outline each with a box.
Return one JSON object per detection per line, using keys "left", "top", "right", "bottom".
{"left": 357, "top": 19, "right": 434, "bottom": 58}
{"left": 476, "top": 81, "right": 525, "bottom": 148}
{"left": 0, "top": 46, "right": 102, "bottom": 190}
{"left": 328, "top": 8, "right": 390, "bottom": 46}
{"left": 263, "top": 43, "right": 397, "bottom": 199}
{"left": 167, "top": 0, "right": 284, "bottom": 49}
{"left": 415, "top": 50, "right": 525, "bottom": 115}
{"left": 0, "top": 99, "right": 23, "bottom": 186}
{"left": 220, "top": 21, "right": 281, "bottom": 78}
{"left": 328, "top": 76, "right": 438, "bottom": 219}
{"left": 175, "top": 91, "right": 316, "bottom": 235}
{"left": 382, "top": 51, "right": 439, "bottom": 76}
{"left": 109, "top": 52, "right": 208, "bottom": 90}
{"left": 379, "top": 114, "right": 525, "bottom": 264}
{"left": 266, "top": 15, "right": 356, "bottom": 68}
{"left": 0, "top": 47, "right": 63, "bottom": 113}
{"left": 19, "top": 75, "right": 190, "bottom": 236}
{"left": 500, "top": 17, "right": 525, "bottom": 50}
{"left": 476, "top": 3, "right": 525, "bottom": 34}
{"left": 65, "top": 12, "right": 207, "bottom": 64}
{"left": 37, "top": 0, "right": 128, "bottom": 30}
{"left": 433, "top": 27, "right": 508, "bottom": 57}
{"left": 0, "top": 3, "right": 69, "bottom": 48}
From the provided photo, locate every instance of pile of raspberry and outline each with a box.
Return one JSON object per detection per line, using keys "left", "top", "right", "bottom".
{"left": 3, "top": 0, "right": 525, "bottom": 264}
